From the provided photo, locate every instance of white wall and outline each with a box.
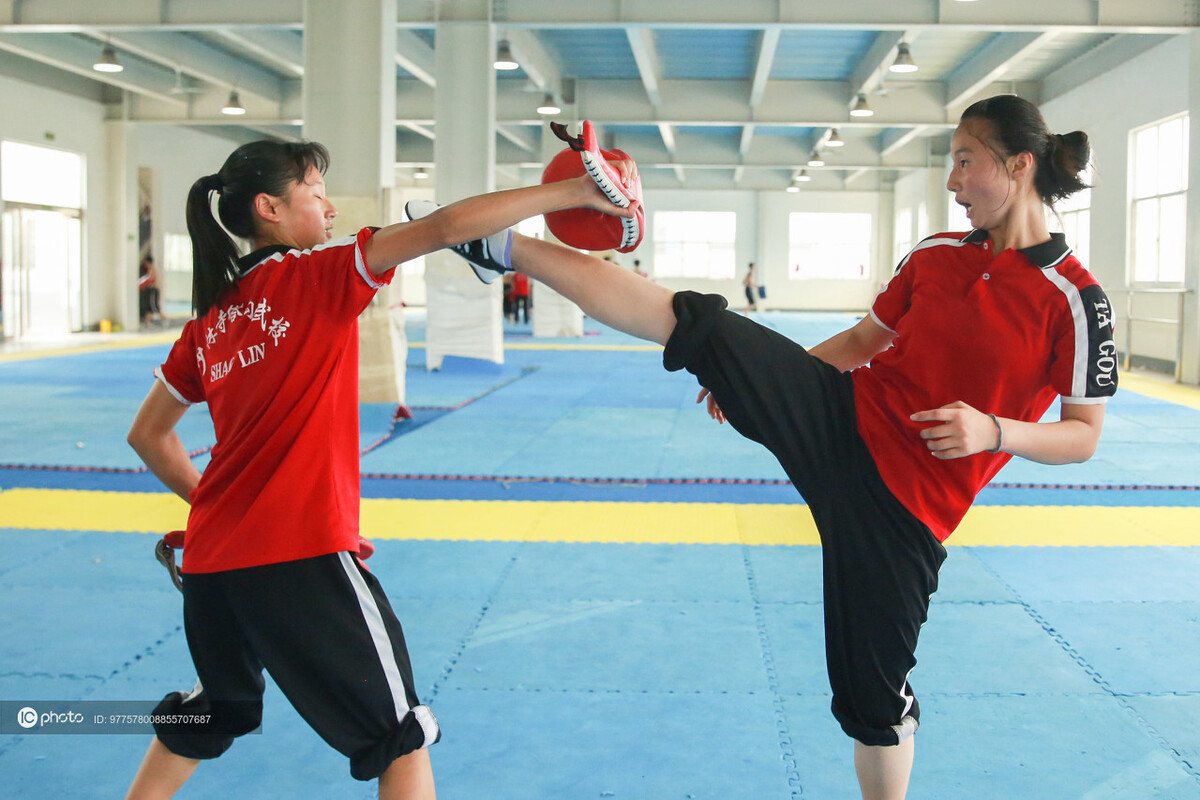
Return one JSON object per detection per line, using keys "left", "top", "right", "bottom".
{"left": 1041, "top": 34, "right": 1194, "bottom": 370}
{"left": 638, "top": 189, "right": 758, "bottom": 307}
{"left": 0, "top": 74, "right": 243, "bottom": 328}
{"left": 758, "top": 189, "right": 892, "bottom": 310}
{"left": 0, "top": 73, "right": 113, "bottom": 329}
{"left": 637, "top": 187, "right": 889, "bottom": 311}
{"left": 132, "top": 125, "right": 246, "bottom": 306}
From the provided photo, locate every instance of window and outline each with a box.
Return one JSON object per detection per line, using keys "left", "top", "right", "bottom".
{"left": 788, "top": 212, "right": 872, "bottom": 281}
{"left": 1051, "top": 165, "right": 1092, "bottom": 269}
{"left": 652, "top": 211, "right": 736, "bottom": 280}
{"left": 1, "top": 140, "right": 83, "bottom": 209}
{"left": 1130, "top": 114, "right": 1188, "bottom": 284}
{"left": 1, "top": 140, "right": 85, "bottom": 337}
{"left": 164, "top": 233, "right": 192, "bottom": 273}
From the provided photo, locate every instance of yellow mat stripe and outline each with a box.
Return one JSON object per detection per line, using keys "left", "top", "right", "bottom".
{"left": 0, "top": 332, "right": 178, "bottom": 363}
{"left": 1118, "top": 372, "right": 1200, "bottom": 410}
{"left": 2, "top": 488, "right": 1197, "bottom": 547}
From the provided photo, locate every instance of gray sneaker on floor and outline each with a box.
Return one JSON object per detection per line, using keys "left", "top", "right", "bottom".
{"left": 404, "top": 199, "right": 514, "bottom": 285}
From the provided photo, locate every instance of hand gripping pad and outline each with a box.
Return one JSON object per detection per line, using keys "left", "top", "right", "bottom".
{"left": 542, "top": 121, "right": 644, "bottom": 253}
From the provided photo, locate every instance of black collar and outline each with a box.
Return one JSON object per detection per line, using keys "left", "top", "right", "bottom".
{"left": 962, "top": 229, "right": 1072, "bottom": 269}
{"left": 237, "top": 244, "right": 294, "bottom": 275}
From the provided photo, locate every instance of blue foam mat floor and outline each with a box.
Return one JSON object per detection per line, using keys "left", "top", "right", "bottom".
{"left": 2, "top": 309, "right": 1200, "bottom": 798}
{"left": 2, "top": 534, "right": 1199, "bottom": 798}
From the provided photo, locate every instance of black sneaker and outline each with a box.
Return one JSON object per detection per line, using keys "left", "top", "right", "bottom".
{"left": 404, "top": 199, "right": 514, "bottom": 285}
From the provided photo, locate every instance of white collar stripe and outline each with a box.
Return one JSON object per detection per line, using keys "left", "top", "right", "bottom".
{"left": 895, "top": 235, "right": 971, "bottom": 274}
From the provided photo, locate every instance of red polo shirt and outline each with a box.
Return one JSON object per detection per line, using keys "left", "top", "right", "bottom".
{"left": 156, "top": 228, "right": 392, "bottom": 573}
{"left": 852, "top": 230, "right": 1117, "bottom": 541}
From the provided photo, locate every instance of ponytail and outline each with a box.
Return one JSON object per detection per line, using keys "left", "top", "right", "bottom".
{"left": 960, "top": 95, "right": 1091, "bottom": 207}
{"left": 186, "top": 174, "right": 241, "bottom": 317}
{"left": 186, "top": 140, "right": 331, "bottom": 316}
{"left": 1039, "top": 130, "right": 1091, "bottom": 204}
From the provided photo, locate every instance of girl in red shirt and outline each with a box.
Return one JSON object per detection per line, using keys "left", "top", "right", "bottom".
{"left": 124, "top": 140, "right": 634, "bottom": 800}
{"left": 440, "top": 95, "right": 1114, "bottom": 800}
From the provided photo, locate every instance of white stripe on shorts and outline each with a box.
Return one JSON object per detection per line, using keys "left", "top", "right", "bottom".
{"left": 338, "top": 551, "right": 411, "bottom": 726}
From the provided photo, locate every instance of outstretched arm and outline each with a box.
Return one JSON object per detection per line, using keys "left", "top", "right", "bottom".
{"left": 364, "top": 175, "right": 634, "bottom": 274}
{"left": 910, "top": 400, "right": 1105, "bottom": 463}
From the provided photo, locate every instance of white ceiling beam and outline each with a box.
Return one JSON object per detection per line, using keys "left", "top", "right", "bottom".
{"left": 506, "top": 28, "right": 560, "bottom": 96}
{"left": 748, "top": 27, "right": 780, "bottom": 107}
{"left": 497, "top": 124, "right": 537, "bottom": 153}
{"left": 844, "top": 168, "right": 870, "bottom": 185}
{"left": 0, "top": 0, "right": 305, "bottom": 28}
{"left": 879, "top": 125, "right": 929, "bottom": 156}
{"left": 0, "top": 31, "right": 184, "bottom": 103}
{"left": 657, "top": 122, "right": 676, "bottom": 153}
{"left": 400, "top": 121, "right": 435, "bottom": 140}
{"left": 657, "top": 122, "right": 683, "bottom": 182}
{"left": 849, "top": 31, "right": 904, "bottom": 101}
{"left": 738, "top": 125, "right": 755, "bottom": 157}
{"left": 215, "top": 26, "right": 303, "bottom": 77}
{"left": 943, "top": 31, "right": 1058, "bottom": 110}
{"left": 4, "top": 0, "right": 1195, "bottom": 32}
{"left": 443, "top": 0, "right": 1199, "bottom": 31}
{"left": 625, "top": 27, "right": 661, "bottom": 107}
{"left": 0, "top": 45, "right": 103, "bottom": 99}
{"left": 105, "top": 30, "right": 283, "bottom": 101}
{"left": 394, "top": 28, "right": 435, "bottom": 86}
{"left": 1041, "top": 33, "right": 1172, "bottom": 103}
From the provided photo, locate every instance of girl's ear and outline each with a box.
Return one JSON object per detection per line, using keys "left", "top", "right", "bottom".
{"left": 253, "top": 192, "right": 282, "bottom": 224}
{"left": 1007, "top": 151, "right": 1034, "bottom": 182}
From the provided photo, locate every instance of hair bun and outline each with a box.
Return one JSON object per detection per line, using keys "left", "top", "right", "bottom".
{"left": 203, "top": 174, "right": 224, "bottom": 193}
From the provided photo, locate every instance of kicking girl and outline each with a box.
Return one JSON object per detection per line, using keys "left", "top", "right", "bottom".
{"left": 123, "top": 139, "right": 634, "bottom": 800}
{"left": 435, "top": 94, "right": 1116, "bottom": 799}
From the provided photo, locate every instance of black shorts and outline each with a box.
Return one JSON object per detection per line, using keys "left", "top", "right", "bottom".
{"left": 154, "top": 551, "right": 439, "bottom": 780}
{"left": 664, "top": 291, "right": 946, "bottom": 746}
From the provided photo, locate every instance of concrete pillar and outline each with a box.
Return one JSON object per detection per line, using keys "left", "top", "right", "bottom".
{"left": 1180, "top": 30, "right": 1200, "bottom": 384}
{"left": 303, "top": 0, "right": 407, "bottom": 402}
{"left": 105, "top": 119, "right": 138, "bottom": 333}
{"left": 532, "top": 114, "right": 586, "bottom": 338}
{"left": 425, "top": 17, "right": 503, "bottom": 370}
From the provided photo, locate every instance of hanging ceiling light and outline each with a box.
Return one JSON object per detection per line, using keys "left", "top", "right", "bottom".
{"left": 493, "top": 41, "right": 519, "bottom": 71}
{"left": 413, "top": 167, "right": 429, "bottom": 180}
{"left": 890, "top": 42, "right": 918, "bottom": 73}
{"left": 807, "top": 150, "right": 825, "bottom": 167}
{"left": 826, "top": 128, "right": 845, "bottom": 147}
{"left": 221, "top": 89, "right": 246, "bottom": 116}
{"left": 850, "top": 93, "right": 874, "bottom": 117}
{"left": 93, "top": 43, "right": 123, "bottom": 73}
{"left": 796, "top": 169, "right": 812, "bottom": 182}
{"left": 536, "top": 93, "right": 561, "bottom": 115}
{"left": 786, "top": 184, "right": 800, "bottom": 193}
